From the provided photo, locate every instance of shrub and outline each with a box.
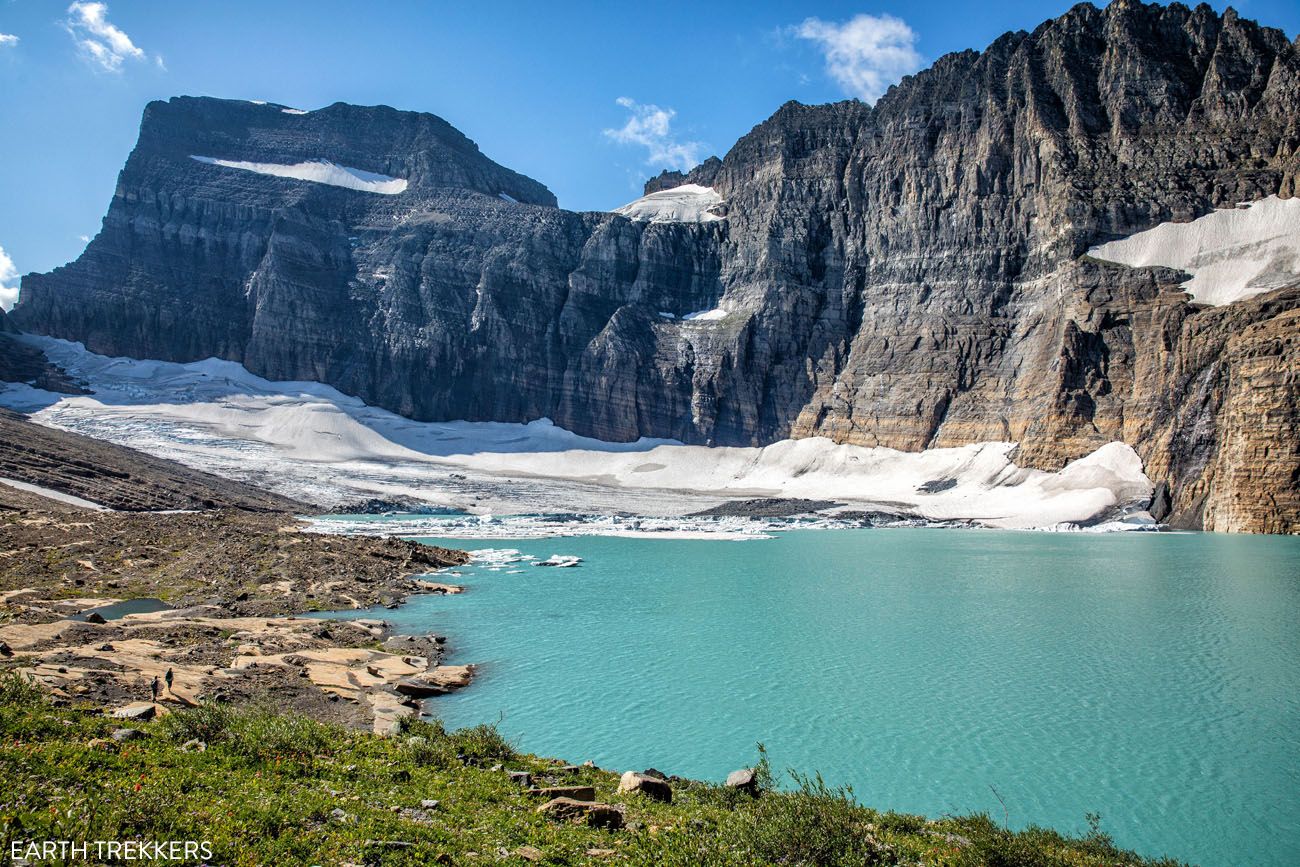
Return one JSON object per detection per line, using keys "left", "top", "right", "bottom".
{"left": 226, "top": 707, "right": 340, "bottom": 762}
{"left": 158, "top": 702, "right": 235, "bottom": 745}
{"left": 732, "top": 771, "right": 896, "bottom": 866}
{"left": 0, "top": 670, "right": 45, "bottom": 706}
{"left": 878, "top": 810, "right": 927, "bottom": 835}
{"left": 449, "top": 722, "right": 515, "bottom": 764}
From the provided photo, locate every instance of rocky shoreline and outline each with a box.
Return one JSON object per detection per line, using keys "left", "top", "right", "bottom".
{"left": 0, "top": 504, "right": 476, "bottom": 733}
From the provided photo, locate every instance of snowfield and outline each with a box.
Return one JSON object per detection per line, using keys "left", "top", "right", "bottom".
{"left": 190, "top": 156, "right": 408, "bottom": 195}
{"left": 1088, "top": 195, "right": 1300, "bottom": 306}
{"left": 613, "top": 184, "right": 724, "bottom": 224}
{"left": 0, "top": 337, "right": 1155, "bottom": 534}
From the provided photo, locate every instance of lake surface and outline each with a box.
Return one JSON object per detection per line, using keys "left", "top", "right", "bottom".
{"left": 327, "top": 525, "right": 1300, "bottom": 866}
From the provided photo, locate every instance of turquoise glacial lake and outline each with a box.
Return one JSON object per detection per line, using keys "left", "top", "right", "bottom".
{"left": 329, "top": 526, "right": 1300, "bottom": 866}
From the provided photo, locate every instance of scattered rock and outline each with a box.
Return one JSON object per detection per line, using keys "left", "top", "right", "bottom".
{"left": 515, "top": 846, "right": 544, "bottom": 862}
{"left": 585, "top": 850, "right": 617, "bottom": 859}
{"left": 84, "top": 612, "right": 107, "bottom": 624}
{"left": 420, "top": 799, "right": 441, "bottom": 810}
{"left": 110, "top": 727, "right": 145, "bottom": 742}
{"left": 86, "top": 737, "right": 118, "bottom": 752}
{"left": 397, "top": 807, "right": 434, "bottom": 824}
{"left": 642, "top": 767, "right": 668, "bottom": 780}
{"left": 180, "top": 739, "right": 206, "bottom": 753}
{"left": 329, "top": 808, "right": 353, "bottom": 824}
{"left": 618, "top": 770, "right": 672, "bottom": 802}
{"left": 726, "top": 767, "right": 759, "bottom": 795}
{"left": 536, "top": 797, "right": 624, "bottom": 829}
{"left": 507, "top": 770, "right": 533, "bottom": 787}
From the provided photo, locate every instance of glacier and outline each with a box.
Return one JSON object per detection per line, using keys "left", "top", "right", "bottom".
{"left": 0, "top": 336, "right": 1157, "bottom": 534}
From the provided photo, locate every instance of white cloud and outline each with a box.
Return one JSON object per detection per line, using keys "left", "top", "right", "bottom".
{"left": 0, "top": 33, "right": 19, "bottom": 48}
{"left": 0, "top": 246, "right": 20, "bottom": 312}
{"left": 603, "top": 97, "right": 705, "bottom": 172}
{"left": 63, "top": 2, "right": 155, "bottom": 72}
{"left": 793, "top": 14, "right": 922, "bottom": 103}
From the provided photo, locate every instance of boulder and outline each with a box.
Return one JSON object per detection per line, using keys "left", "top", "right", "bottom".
{"left": 180, "top": 739, "right": 206, "bottom": 753}
{"left": 84, "top": 612, "right": 107, "bottom": 624}
{"left": 726, "top": 768, "right": 759, "bottom": 795}
{"left": 110, "top": 701, "right": 162, "bottom": 721}
{"left": 536, "top": 797, "right": 624, "bottom": 829}
{"left": 515, "top": 846, "right": 544, "bottom": 862}
{"left": 507, "top": 770, "right": 533, "bottom": 787}
{"left": 618, "top": 770, "right": 672, "bottom": 802}
{"left": 110, "top": 728, "right": 145, "bottom": 742}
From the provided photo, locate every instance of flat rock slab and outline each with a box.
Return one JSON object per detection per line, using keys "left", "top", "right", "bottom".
{"left": 526, "top": 786, "right": 596, "bottom": 802}
{"left": 110, "top": 701, "right": 165, "bottom": 721}
{"left": 536, "top": 797, "right": 624, "bottom": 829}
{"left": 394, "top": 665, "right": 474, "bottom": 697}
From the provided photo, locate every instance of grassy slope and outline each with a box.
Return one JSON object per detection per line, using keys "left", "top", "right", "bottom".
{"left": 0, "top": 676, "right": 1186, "bottom": 867}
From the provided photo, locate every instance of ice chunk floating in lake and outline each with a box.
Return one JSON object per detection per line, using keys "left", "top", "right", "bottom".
{"left": 613, "top": 184, "right": 723, "bottom": 223}
{"left": 1088, "top": 195, "right": 1300, "bottom": 306}
{"left": 535, "top": 555, "right": 582, "bottom": 568}
{"left": 190, "top": 156, "right": 408, "bottom": 195}
{"left": 0, "top": 336, "right": 1153, "bottom": 532}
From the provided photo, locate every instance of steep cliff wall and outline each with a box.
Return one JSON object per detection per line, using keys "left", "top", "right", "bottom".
{"left": 13, "top": 1, "right": 1300, "bottom": 532}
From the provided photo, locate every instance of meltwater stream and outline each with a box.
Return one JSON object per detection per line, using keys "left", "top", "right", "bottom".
{"left": 324, "top": 524, "right": 1300, "bottom": 866}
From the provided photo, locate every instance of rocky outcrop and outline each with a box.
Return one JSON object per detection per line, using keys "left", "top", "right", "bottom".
{"left": 642, "top": 156, "right": 723, "bottom": 195}
{"left": 12, "top": 1, "right": 1300, "bottom": 532}
{"left": 0, "top": 315, "right": 86, "bottom": 393}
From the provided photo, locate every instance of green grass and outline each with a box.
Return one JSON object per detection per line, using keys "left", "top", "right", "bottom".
{"left": 0, "top": 673, "right": 1188, "bottom": 866}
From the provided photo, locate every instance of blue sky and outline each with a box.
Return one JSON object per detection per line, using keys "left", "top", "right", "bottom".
{"left": 1, "top": 0, "right": 1297, "bottom": 290}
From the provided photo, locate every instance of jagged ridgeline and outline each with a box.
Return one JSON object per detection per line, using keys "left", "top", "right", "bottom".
{"left": 12, "top": 0, "right": 1300, "bottom": 533}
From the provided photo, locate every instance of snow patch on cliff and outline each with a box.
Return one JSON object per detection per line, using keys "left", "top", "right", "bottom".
{"left": 613, "top": 184, "right": 723, "bottom": 223}
{"left": 190, "top": 156, "right": 408, "bottom": 195}
{"left": 1088, "top": 195, "right": 1300, "bottom": 306}
{"left": 682, "top": 307, "right": 729, "bottom": 321}
{"left": 0, "top": 338, "right": 1152, "bottom": 532}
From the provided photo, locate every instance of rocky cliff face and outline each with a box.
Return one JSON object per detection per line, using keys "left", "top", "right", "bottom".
{"left": 13, "top": 0, "right": 1300, "bottom": 532}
